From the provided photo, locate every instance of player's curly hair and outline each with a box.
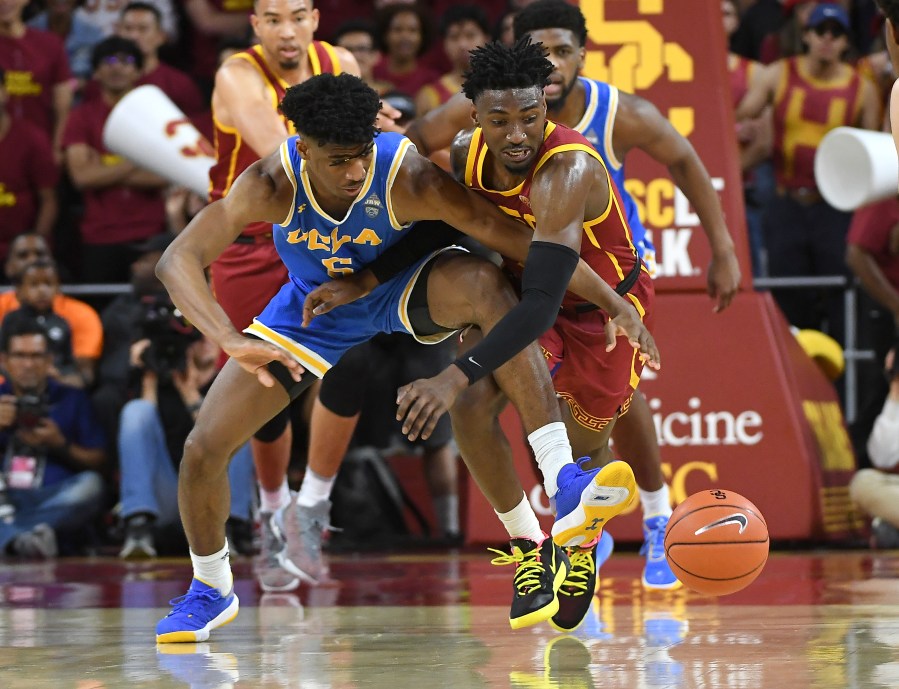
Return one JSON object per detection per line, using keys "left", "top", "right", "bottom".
{"left": 876, "top": 0, "right": 899, "bottom": 24}
{"left": 279, "top": 73, "right": 381, "bottom": 146}
{"left": 462, "top": 36, "right": 553, "bottom": 103}
{"left": 513, "top": 0, "right": 588, "bottom": 47}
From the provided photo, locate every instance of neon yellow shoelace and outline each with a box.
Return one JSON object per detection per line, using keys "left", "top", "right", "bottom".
{"left": 489, "top": 545, "right": 544, "bottom": 594}
{"left": 558, "top": 548, "right": 595, "bottom": 597}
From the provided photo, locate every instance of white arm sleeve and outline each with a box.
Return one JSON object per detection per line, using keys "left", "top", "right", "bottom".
{"left": 868, "top": 398, "right": 899, "bottom": 470}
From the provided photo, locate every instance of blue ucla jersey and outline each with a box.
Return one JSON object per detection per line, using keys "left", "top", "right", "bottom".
{"left": 570, "top": 77, "right": 655, "bottom": 272}
{"left": 245, "top": 131, "right": 457, "bottom": 378}
{"left": 274, "top": 131, "right": 415, "bottom": 289}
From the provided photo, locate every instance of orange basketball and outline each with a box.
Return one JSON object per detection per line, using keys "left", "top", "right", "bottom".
{"left": 664, "top": 489, "right": 769, "bottom": 596}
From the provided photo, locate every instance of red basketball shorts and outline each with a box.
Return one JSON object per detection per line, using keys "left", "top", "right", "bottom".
{"left": 540, "top": 272, "right": 655, "bottom": 432}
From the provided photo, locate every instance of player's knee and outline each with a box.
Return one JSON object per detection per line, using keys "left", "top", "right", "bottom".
{"left": 181, "top": 427, "right": 235, "bottom": 476}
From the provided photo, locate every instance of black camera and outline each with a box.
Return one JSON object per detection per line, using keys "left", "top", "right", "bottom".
{"left": 16, "top": 393, "right": 49, "bottom": 429}
{"left": 138, "top": 295, "right": 203, "bottom": 379}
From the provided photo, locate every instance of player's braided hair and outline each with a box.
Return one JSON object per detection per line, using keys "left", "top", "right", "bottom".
{"left": 876, "top": 0, "right": 899, "bottom": 24}
{"left": 279, "top": 73, "right": 381, "bottom": 146}
{"left": 462, "top": 36, "right": 553, "bottom": 103}
{"left": 513, "top": 0, "right": 588, "bottom": 47}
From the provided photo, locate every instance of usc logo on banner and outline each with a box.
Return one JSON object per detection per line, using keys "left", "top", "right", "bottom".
{"left": 580, "top": 0, "right": 694, "bottom": 136}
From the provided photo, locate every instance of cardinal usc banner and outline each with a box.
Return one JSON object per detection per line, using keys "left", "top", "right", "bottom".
{"left": 578, "top": 0, "right": 753, "bottom": 291}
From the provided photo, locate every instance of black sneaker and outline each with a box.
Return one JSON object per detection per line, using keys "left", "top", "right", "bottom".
{"left": 490, "top": 535, "right": 571, "bottom": 629}
{"left": 550, "top": 542, "right": 598, "bottom": 632}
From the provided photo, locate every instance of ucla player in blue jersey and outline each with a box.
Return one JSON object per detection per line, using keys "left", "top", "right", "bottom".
{"left": 397, "top": 0, "right": 742, "bottom": 592}
{"left": 152, "top": 72, "right": 659, "bottom": 642}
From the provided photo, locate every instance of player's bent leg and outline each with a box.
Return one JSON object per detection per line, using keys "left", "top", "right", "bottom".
{"left": 612, "top": 392, "right": 679, "bottom": 591}
{"left": 157, "top": 358, "right": 315, "bottom": 643}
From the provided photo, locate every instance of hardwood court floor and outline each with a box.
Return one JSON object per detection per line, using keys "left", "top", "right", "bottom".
{"left": 2, "top": 548, "right": 899, "bottom": 688}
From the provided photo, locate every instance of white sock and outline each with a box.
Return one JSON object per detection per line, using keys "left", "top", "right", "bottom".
{"left": 297, "top": 469, "right": 335, "bottom": 508}
{"left": 527, "top": 422, "right": 573, "bottom": 498}
{"left": 259, "top": 480, "right": 291, "bottom": 513}
{"left": 495, "top": 493, "right": 544, "bottom": 542}
{"left": 639, "top": 484, "right": 673, "bottom": 519}
{"left": 190, "top": 543, "right": 233, "bottom": 596}
{"left": 433, "top": 494, "right": 459, "bottom": 536}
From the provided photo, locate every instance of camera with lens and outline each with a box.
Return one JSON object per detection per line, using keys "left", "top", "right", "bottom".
{"left": 15, "top": 392, "right": 49, "bottom": 430}
{"left": 138, "top": 295, "right": 203, "bottom": 380}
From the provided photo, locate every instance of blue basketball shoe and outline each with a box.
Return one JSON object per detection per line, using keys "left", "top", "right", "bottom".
{"left": 551, "top": 459, "right": 636, "bottom": 548}
{"left": 549, "top": 531, "right": 614, "bottom": 632}
{"left": 156, "top": 579, "right": 240, "bottom": 643}
{"left": 640, "top": 515, "right": 682, "bottom": 590}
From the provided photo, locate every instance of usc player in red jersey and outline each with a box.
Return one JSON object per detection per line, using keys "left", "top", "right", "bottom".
{"left": 304, "top": 38, "right": 656, "bottom": 633}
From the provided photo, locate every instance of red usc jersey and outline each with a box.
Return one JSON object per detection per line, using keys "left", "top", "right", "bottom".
{"left": 772, "top": 57, "right": 863, "bottom": 190}
{"left": 462, "top": 121, "right": 649, "bottom": 311}
{"left": 208, "top": 41, "right": 342, "bottom": 236}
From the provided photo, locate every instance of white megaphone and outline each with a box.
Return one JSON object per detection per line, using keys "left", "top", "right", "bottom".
{"left": 102, "top": 85, "right": 214, "bottom": 197}
{"left": 814, "top": 126, "right": 898, "bottom": 211}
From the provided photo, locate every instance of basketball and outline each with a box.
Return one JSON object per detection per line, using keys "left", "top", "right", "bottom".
{"left": 664, "top": 489, "right": 769, "bottom": 596}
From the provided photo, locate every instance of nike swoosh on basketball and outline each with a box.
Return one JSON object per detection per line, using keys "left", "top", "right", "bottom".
{"left": 693, "top": 513, "right": 749, "bottom": 536}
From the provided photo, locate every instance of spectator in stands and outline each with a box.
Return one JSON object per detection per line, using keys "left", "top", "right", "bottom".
{"left": 0, "top": 317, "right": 106, "bottom": 558}
{"left": 92, "top": 233, "right": 173, "bottom": 461}
{"left": 730, "top": 0, "right": 790, "bottom": 60}
{"left": 0, "top": 234, "right": 104, "bottom": 383}
{"left": 333, "top": 19, "right": 392, "bottom": 94}
{"left": 757, "top": 1, "right": 819, "bottom": 63}
{"left": 736, "top": 3, "right": 881, "bottom": 345}
{"left": 372, "top": 3, "right": 438, "bottom": 99}
{"left": 62, "top": 36, "right": 168, "bottom": 284}
{"left": 79, "top": 0, "right": 178, "bottom": 41}
{"left": 27, "top": 0, "right": 105, "bottom": 85}
{"left": 0, "top": 0, "right": 74, "bottom": 156}
{"left": 2, "top": 259, "right": 85, "bottom": 388}
{"left": 415, "top": 5, "right": 490, "bottom": 116}
{"left": 850, "top": 347, "right": 899, "bottom": 548}
{"left": 183, "top": 0, "right": 253, "bottom": 90}
{"left": 494, "top": 9, "right": 518, "bottom": 47}
{"left": 725, "top": 0, "right": 774, "bottom": 277}
{"left": 118, "top": 332, "right": 255, "bottom": 559}
{"left": 0, "top": 68, "right": 59, "bottom": 265}
{"left": 115, "top": 2, "right": 204, "bottom": 118}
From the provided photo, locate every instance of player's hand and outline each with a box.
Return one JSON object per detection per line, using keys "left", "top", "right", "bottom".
{"left": 707, "top": 249, "right": 741, "bottom": 312}
{"left": 221, "top": 334, "right": 304, "bottom": 388}
{"left": 302, "top": 271, "right": 377, "bottom": 326}
{"left": 396, "top": 366, "right": 468, "bottom": 441}
{"left": 603, "top": 304, "right": 661, "bottom": 371}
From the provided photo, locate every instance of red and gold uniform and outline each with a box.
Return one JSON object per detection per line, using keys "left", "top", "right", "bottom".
{"left": 0, "top": 118, "right": 58, "bottom": 262}
{"left": 209, "top": 41, "right": 342, "bottom": 335}
{"left": 0, "top": 27, "right": 71, "bottom": 137}
{"left": 463, "top": 121, "right": 655, "bottom": 430}
{"left": 772, "top": 56, "right": 863, "bottom": 191}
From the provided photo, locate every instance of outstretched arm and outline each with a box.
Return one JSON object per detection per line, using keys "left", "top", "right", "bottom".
{"left": 155, "top": 153, "right": 303, "bottom": 387}
{"left": 304, "top": 147, "right": 650, "bottom": 319}
{"left": 615, "top": 92, "right": 741, "bottom": 311}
